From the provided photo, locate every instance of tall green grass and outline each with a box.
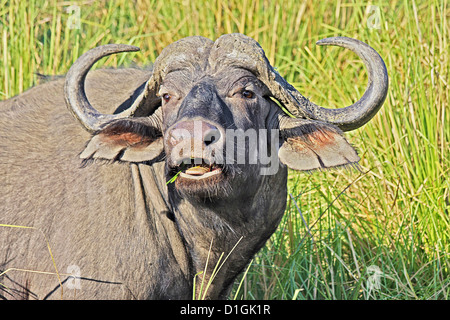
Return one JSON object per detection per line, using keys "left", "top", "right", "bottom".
{"left": 1, "top": 0, "right": 449, "bottom": 299}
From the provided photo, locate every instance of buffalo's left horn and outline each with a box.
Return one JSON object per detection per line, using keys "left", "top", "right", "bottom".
{"left": 64, "top": 44, "right": 140, "bottom": 132}
{"left": 289, "top": 37, "right": 389, "bottom": 131}
{"left": 213, "top": 34, "right": 388, "bottom": 132}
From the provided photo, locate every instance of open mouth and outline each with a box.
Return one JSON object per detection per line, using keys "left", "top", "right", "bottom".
{"left": 173, "top": 158, "right": 223, "bottom": 181}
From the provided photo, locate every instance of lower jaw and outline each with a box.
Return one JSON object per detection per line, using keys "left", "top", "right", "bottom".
{"left": 173, "top": 170, "right": 230, "bottom": 199}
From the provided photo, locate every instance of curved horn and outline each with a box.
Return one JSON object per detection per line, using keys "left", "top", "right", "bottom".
{"left": 211, "top": 34, "right": 388, "bottom": 132}
{"left": 294, "top": 37, "right": 389, "bottom": 131}
{"left": 64, "top": 44, "right": 140, "bottom": 132}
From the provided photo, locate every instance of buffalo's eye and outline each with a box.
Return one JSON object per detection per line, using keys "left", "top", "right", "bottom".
{"left": 162, "top": 93, "right": 171, "bottom": 103}
{"left": 241, "top": 90, "right": 254, "bottom": 99}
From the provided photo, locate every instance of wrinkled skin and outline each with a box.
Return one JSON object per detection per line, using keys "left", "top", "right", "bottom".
{"left": 0, "top": 34, "right": 386, "bottom": 299}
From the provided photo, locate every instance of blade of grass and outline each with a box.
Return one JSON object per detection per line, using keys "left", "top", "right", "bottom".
{"left": 0, "top": 224, "right": 63, "bottom": 299}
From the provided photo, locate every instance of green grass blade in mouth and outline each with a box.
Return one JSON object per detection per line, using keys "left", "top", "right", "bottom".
{"left": 166, "top": 170, "right": 182, "bottom": 185}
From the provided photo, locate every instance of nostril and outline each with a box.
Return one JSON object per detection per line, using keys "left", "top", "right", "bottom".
{"left": 204, "top": 135, "right": 216, "bottom": 146}
{"left": 168, "top": 128, "right": 191, "bottom": 146}
{"left": 167, "top": 121, "right": 221, "bottom": 147}
{"left": 169, "top": 135, "right": 178, "bottom": 146}
{"left": 203, "top": 128, "right": 221, "bottom": 146}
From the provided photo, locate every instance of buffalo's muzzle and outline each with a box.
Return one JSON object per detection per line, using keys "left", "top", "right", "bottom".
{"left": 166, "top": 120, "right": 224, "bottom": 179}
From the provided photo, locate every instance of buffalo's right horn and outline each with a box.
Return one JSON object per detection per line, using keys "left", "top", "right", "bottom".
{"left": 64, "top": 44, "right": 141, "bottom": 132}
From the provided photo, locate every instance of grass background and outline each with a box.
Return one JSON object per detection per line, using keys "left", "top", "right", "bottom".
{"left": 1, "top": 0, "right": 449, "bottom": 299}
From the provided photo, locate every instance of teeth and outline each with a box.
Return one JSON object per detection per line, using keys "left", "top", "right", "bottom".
{"left": 180, "top": 169, "right": 221, "bottom": 180}
{"left": 184, "top": 166, "right": 211, "bottom": 176}
{"left": 175, "top": 159, "right": 222, "bottom": 180}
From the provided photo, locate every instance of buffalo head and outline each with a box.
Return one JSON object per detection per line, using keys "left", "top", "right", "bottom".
{"left": 65, "top": 33, "right": 388, "bottom": 202}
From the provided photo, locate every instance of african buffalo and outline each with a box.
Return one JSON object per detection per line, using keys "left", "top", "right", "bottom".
{"left": 0, "top": 33, "right": 388, "bottom": 299}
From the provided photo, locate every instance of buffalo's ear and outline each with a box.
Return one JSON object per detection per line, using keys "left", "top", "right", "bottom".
{"left": 80, "top": 118, "right": 163, "bottom": 163}
{"left": 278, "top": 119, "right": 360, "bottom": 171}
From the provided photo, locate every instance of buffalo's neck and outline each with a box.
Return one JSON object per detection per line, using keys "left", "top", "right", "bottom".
{"left": 134, "top": 162, "right": 287, "bottom": 299}
{"left": 130, "top": 162, "right": 192, "bottom": 298}
{"left": 169, "top": 169, "right": 288, "bottom": 299}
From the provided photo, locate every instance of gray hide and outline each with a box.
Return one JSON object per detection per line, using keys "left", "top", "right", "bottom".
{"left": 0, "top": 34, "right": 387, "bottom": 299}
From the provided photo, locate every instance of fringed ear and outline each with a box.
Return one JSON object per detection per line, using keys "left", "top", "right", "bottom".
{"left": 278, "top": 119, "right": 360, "bottom": 171}
{"left": 80, "top": 115, "right": 163, "bottom": 164}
